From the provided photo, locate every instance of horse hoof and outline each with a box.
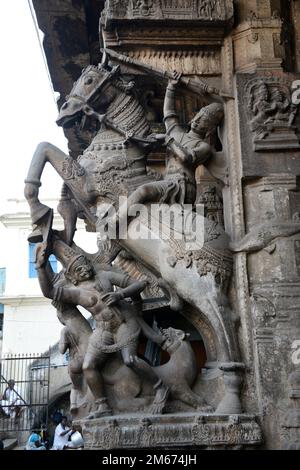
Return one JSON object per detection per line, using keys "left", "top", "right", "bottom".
{"left": 28, "top": 228, "right": 43, "bottom": 243}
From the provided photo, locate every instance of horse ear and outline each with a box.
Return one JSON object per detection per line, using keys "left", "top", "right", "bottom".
{"left": 176, "top": 329, "right": 186, "bottom": 342}
{"left": 179, "top": 332, "right": 186, "bottom": 341}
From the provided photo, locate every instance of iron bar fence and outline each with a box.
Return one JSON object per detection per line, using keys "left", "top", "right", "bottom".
{"left": 0, "top": 353, "right": 50, "bottom": 432}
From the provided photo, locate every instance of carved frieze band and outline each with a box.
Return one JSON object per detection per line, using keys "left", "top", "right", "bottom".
{"left": 81, "top": 415, "right": 262, "bottom": 449}
{"left": 125, "top": 49, "right": 221, "bottom": 75}
{"left": 103, "top": 0, "right": 233, "bottom": 21}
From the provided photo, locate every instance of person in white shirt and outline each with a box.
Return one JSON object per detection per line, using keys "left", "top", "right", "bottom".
{"left": 64, "top": 424, "right": 84, "bottom": 449}
{"left": 51, "top": 416, "right": 71, "bottom": 450}
{"left": 0, "top": 379, "right": 24, "bottom": 418}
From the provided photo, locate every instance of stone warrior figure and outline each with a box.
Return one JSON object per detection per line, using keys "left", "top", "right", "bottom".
{"left": 35, "top": 241, "right": 171, "bottom": 418}
{"left": 115, "top": 75, "right": 224, "bottom": 228}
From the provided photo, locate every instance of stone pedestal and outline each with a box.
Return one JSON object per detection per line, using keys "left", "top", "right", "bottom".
{"left": 79, "top": 412, "right": 262, "bottom": 450}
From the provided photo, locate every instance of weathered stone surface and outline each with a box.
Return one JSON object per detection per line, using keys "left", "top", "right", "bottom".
{"left": 79, "top": 412, "right": 262, "bottom": 449}
{"left": 236, "top": 73, "right": 300, "bottom": 178}
{"left": 27, "top": 0, "right": 300, "bottom": 450}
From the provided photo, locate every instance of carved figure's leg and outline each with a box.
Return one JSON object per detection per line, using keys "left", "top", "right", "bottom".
{"left": 69, "top": 370, "right": 84, "bottom": 412}
{"left": 107, "top": 182, "right": 164, "bottom": 234}
{"left": 57, "top": 184, "right": 78, "bottom": 246}
{"left": 83, "top": 336, "right": 111, "bottom": 418}
{"left": 121, "top": 344, "right": 170, "bottom": 415}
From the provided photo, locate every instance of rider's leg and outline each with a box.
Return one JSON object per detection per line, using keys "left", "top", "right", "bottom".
{"left": 108, "top": 182, "right": 162, "bottom": 238}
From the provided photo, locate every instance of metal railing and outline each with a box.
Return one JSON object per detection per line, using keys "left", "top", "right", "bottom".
{"left": 0, "top": 353, "right": 50, "bottom": 432}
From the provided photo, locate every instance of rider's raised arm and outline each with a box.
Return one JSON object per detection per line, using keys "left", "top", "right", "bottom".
{"left": 163, "top": 81, "right": 181, "bottom": 134}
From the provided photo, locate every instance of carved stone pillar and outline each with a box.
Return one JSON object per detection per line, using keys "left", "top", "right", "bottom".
{"left": 281, "top": 370, "right": 300, "bottom": 449}
{"left": 232, "top": 0, "right": 284, "bottom": 72}
{"left": 235, "top": 67, "right": 300, "bottom": 447}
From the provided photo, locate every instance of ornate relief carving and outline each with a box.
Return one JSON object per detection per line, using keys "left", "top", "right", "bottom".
{"left": 125, "top": 49, "right": 221, "bottom": 75}
{"left": 102, "top": 0, "right": 233, "bottom": 21}
{"left": 245, "top": 78, "right": 300, "bottom": 151}
{"left": 281, "top": 371, "right": 300, "bottom": 449}
{"left": 250, "top": 293, "right": 276, "bottom": 329}
{"left": 197, "top": 185, "right": 224, "bottom": 227}
{"left": 81, "top": 414, "right": 262, "bottom": 449}
{"left": 192, "top": 418, "right": 262, "bottom": 446}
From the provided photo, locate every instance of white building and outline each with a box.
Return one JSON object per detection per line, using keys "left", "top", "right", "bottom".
{"left": 0, "top": 197, "right": 97, "bottom": 356}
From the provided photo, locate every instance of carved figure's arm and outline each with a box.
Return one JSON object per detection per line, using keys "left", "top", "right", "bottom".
{"left": 119, "top": 277, "right": 147, "bottom": 300}
{"left": 101, "top": 272, "right": 147, "bottom": 306}
{"left": 165, "top": 137, "right": 193, "bottom": 164}
{"left": 191, "top": 142, "right": 215, "bottom": 166}
{"left": 36, "top": 263, "right": 96, "bottom": 314}
{"left": 58, "top": 328, "right": 69, "bottom": 355}
{"left": 36, "top": 261, "right": 57, "bottom": 300}
{"left": 163, "top": 82, "right": 180, "bottom": 133}
{"left": 135, "top": 317, "right": 165, "bottom": 345}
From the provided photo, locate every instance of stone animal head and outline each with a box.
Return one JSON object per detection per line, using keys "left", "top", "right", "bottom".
{"left": 161, "top": 327, "right": 189, "bottom": 354}
{"left": 56, "top": 62, "right": 131, "bottom": 128}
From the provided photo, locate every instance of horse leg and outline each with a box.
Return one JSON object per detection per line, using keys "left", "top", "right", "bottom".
{"left": 57, "top": 184, "right": 78, "bottom": 246}
{"left": 104, "top": 182, "right": 163, "bottom": 237}
{"left": 24, "top": 142, "right": 93, "bottom": 228}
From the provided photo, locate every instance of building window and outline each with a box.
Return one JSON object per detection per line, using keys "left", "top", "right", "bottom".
{"left": 29, "top": 243, "right": 57, "bottom": 278}
{"left": 0, "top": 268, "right": 6, "bottom": 295}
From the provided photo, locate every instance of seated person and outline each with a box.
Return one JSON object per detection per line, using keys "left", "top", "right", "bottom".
{"left": 25, "top": 429, "right": 46, "bottom": 450}
{"left": 64, "top": 424, "right": 84, "bottom": 450}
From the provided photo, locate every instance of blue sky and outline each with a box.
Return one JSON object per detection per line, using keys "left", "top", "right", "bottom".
{"left": 0, "top": 0, "right": 68, "bottom": 210}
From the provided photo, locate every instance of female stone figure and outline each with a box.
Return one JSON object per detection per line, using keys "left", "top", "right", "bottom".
{"left": 35, "top": 240, "right": 171, "bottom": 417}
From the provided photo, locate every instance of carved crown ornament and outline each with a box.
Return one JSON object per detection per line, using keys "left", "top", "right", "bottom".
{"left": 245, "top": 77, "right": 300, "bottom": 151}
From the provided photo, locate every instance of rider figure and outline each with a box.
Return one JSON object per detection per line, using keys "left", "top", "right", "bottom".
{"left": 114, "top": 76, "right": 224, "bottom": 231}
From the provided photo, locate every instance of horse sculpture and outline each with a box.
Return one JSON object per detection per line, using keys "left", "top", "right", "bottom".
{"left": 24, "top": 60, "right": 242, "bottom": 413}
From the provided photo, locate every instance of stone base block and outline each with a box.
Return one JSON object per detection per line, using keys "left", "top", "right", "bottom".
{"left": 78, "top": 412, "right": 262, "bottom": 450}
